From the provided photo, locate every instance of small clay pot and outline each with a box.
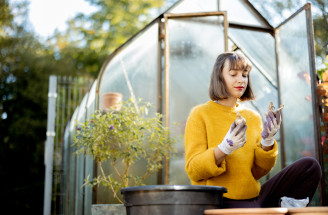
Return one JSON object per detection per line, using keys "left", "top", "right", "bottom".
{"left": 102, "top": 92, "right": 123, "bottom": 110}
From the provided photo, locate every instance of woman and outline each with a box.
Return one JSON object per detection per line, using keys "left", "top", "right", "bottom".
{"left": 184, "top": 52, "right": 321, "bottom": 208}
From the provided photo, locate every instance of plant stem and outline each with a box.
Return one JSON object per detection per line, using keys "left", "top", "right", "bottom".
{"left": 113, "top": 161, "right": 122, "bottom": 179}
{"left": 123, "top": 161, "right": 130, "bottom": 187}
{"left": 98, "top": 161, "right": 123, "bottom": 204}
{"left": 142, "top": 151, "right": 158, "bottom": 180}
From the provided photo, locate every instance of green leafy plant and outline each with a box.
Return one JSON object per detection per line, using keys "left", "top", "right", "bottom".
{"left": 317, "top": 62, "right": 328, "bottom": 81}
{"left": 73, "top": 98, "right": 176, "bottom": 203}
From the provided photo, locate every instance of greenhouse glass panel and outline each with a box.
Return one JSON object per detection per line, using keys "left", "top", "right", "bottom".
{"left": 77, "top": 93, "right": 88, "bottom": 123}
{"left": 244, "top": 66, "right": 278, "bottom": 128}
{"left": 97, "top": 23, "right": 159, "bottom": 203}
{"left": 219, "top": 0, "right": 270, "bottom": 28}
{"left": 228, "top": 38, "right": 236, "bottom": 51}
{"left": 229, "top": 28, "right": 277, "bottom": 86}
{"left": 86, "top": 80, "right": 97, "bottom": 119}
{"left": 169, "top": 0, "right": 218, "bottom": 13}
{"left": 166, "top": 15, "right": 225, "bottom": 184}
{"left": 240, "top": 61, "right": 281, "bottom": 177}
{"left": 68, "top": 106, "right": 80, "bottom": 214}
{"left": 70, "top": 106, "right": 80, "bottom": 132}
{"left": 99, "top": 23, "right": 159, "bottom": 113}
{"left": 75, "top": 147, "right": 84, "bottom": 215}
{"left": 75, "top": 93, "right": 88, "bottom": 215}
{"left": 276, "top": 11, "right": 316, "bottom": 165}
{"left": 84, "top": 158, "right": 93, "bottom": 215}
{"left": 62, "top": 123, "right": 70, "bottom": 214}
{"left": 84, "top": 81, "right": 96, "bottom": 215}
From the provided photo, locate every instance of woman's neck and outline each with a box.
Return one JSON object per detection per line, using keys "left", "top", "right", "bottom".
{"left": 217, "top": 97, "right": 237, "bottom": 108}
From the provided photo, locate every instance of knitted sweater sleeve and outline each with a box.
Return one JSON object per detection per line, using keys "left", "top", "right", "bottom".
{"left": 185, "top": 108, "right": 226, "bottom": 182}
{"left": 252, "top": 113, "right": 278, "bottom": 180}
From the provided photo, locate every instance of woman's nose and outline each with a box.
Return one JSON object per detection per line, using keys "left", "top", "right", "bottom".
{"left": 237, "top": 74, "right": 244, "bottom": 83}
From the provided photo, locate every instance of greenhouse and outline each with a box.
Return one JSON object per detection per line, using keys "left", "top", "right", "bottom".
{"left": 48, "top": 0, "right": 325, "bottom": 214}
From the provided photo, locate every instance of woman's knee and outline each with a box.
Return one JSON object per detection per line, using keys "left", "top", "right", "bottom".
{"left": 296, "top": 157, "right": 322, "bottom": 178}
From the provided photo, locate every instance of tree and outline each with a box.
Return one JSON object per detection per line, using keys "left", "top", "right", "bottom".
{"left": 49, "top": 0, "right": 165, "bottom": 77}
{"left": 0, "top": 0, "right": 58, "bottom": 213}
{"left": 310, "top": 0, "right": 328, "bottom": 61}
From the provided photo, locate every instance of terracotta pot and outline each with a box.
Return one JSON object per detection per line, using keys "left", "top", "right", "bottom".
{"left": 102, "top": 92, "right": 123, "bottom": 110}
{"left": 287, "top": 207, "right": 328, "bottom": 215}
{"left": 204, "top": 208, "right": 288, "bottom": 215}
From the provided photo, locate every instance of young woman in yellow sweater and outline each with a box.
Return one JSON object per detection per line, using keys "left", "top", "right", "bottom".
{"left": 184, "top": 52, "right": 321, "bottom": 208}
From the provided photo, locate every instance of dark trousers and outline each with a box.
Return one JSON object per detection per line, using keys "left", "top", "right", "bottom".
{"left": 222, "top": 157, "right": 322, "bottom": 208}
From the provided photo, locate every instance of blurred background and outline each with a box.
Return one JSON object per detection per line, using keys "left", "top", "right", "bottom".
{"left": 0, "top": 0, "right": 327, "bottom": 214}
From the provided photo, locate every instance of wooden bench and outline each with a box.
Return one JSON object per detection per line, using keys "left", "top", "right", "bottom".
{"left": 204, "top": 207, "right": 328, "bottom": 215}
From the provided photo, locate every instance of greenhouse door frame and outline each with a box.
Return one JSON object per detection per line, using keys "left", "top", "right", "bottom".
{"left": 274, "top": 3, "right": 326, "bottom": 205}
{"left": 163, "top": 11, "right": 228, "bottom": 184}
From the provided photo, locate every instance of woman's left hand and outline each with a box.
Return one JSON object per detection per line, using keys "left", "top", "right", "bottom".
{"left": 261, "top": 110, "right": 281, "bottom": 147}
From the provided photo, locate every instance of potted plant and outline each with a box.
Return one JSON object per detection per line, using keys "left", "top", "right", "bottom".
{"left": 73, "top": 98, "right": 176, "bottom": 208}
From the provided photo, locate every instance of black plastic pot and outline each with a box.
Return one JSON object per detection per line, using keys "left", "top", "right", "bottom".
{"left": 121, "top": 185, "right": 227, "bottom": 215}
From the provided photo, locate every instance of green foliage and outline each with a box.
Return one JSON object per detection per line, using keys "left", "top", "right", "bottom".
{"left": 317, "top": 62, "right": 328, "bottom": 81}
{"left": 49, "top": 0, "right": 164, "bottom": 77}
{"left": 73, "top": 98, "right": 176, "bottom": 203}
{"left": 0, "top": 0, "right": 13, "bottom": 30}
{"left": 78, "top": 0, "right": 163, "bottom": 52}
{"left": 0, "top": 1, "right": 51, "bottom": 213}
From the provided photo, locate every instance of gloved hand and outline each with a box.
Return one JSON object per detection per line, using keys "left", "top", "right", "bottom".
{"left": 261, "top": 110, "right": 282, "bottom": 147}
{"left": 218, "top": 121, "right": 247, "bottom": 155}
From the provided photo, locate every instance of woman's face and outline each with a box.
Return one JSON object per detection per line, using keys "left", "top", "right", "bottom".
{"left": 222, "top": 62, "right": 249, "bottom": 99}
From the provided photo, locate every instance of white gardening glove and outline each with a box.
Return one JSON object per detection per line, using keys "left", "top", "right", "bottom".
{"left": 261, "top": 110, "right": 282, "bottom": 147}
{"left": 218, "top": 121, "right": 247, "bottom": 155}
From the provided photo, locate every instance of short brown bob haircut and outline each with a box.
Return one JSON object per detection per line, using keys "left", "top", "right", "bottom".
{"left": 209, "top": 52, "right": 255, "bottom": 101}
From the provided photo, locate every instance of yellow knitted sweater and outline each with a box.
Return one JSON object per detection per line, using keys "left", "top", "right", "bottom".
{"left": 185, "top": 100, "right": 278, "bottom": 200}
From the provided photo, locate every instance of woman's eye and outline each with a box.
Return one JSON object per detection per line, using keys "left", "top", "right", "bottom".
{"left": 230, "top": 73, "right": 237, "bottom": 76}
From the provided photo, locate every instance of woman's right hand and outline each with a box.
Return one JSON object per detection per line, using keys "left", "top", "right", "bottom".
{"left": 217, "top": 121, "right": 247, "bottom": 155}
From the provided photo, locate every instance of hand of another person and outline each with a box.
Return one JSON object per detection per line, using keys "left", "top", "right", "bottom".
{"left": 218, "top": 121, "right": 247, "bottom": 155}
{"left": 261, "top": 110, "right": 281, "bottom": 147}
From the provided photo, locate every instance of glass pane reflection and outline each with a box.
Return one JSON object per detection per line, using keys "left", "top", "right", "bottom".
{"left": 276, "top": 11, "right": 315, "bottom": 165}
{"left": 220, "top": 0, "right": 270, "bottom": 28}
{"left": 167, "top": 15, "right": 225, "bottom": 184}
{"left": 75, "top": 94, "right": 89, "bottom": 214}
{"left": 68, "top": 106, "right": 79, "bottom": 214}
{"left": 84, "top": 81, "right": 96, "bottom": 215}
{"left": 77, "top": 93, "right": 88, "bottom": 123}
{"left": 62, "top": 123, "right": 70, "bottom": 214}
{"left": 229, "top": 28, "right": 277, "bottom": 85}
{"left": 241, "top": 60, "right": 282, "bottom": 177}
{"left": 97, "top": 23, "right": 159, "bottom": 203}
{"left": 245, "top": 65, "right": 278, "bottom": 122}
{"left": 99, "top": 23, "right": 159, "bottom": 114}
{"left": 86, "top": 80, "right": 97, "bottom": 120}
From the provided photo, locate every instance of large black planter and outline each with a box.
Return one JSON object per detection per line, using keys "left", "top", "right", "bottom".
{"left": 121, "top": 185, "right": 227, "bottom": 215}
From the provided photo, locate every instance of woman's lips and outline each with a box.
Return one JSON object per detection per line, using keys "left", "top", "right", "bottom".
{"left": 234, "top": 87, "right": 244, "bottom": 91}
